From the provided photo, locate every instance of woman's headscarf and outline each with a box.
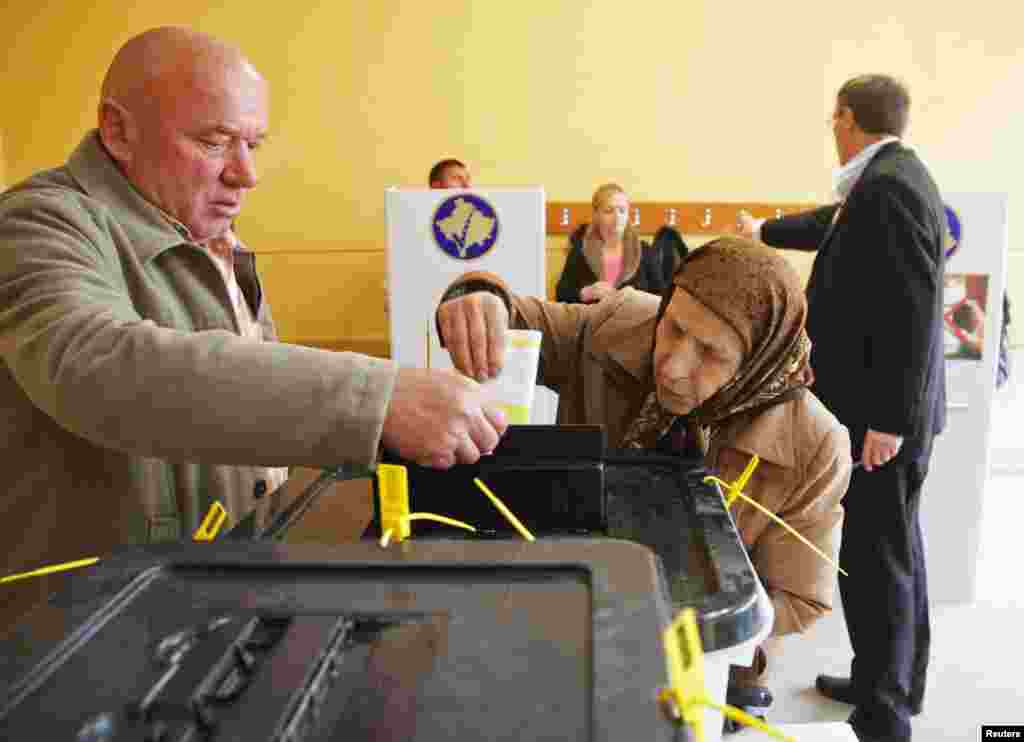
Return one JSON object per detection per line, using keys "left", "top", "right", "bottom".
{"left": 623, "top": 237, "right": 814, "bottom": 453}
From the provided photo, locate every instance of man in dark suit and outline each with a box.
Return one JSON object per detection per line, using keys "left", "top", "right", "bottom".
{"left": 739, "top": 74, "right": 946, "bottom": 742}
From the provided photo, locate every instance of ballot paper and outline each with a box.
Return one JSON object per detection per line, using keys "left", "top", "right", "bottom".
{"left": 478, "top": 329, "right": 541, "bottom": 424}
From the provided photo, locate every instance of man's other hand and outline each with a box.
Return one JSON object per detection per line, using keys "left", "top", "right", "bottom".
{"left": 735, "top": 210, "right": 764, "bottom": 240}
{"left": 437, "top": 291, "right": 510, "bottom": 381}
{"left": 861, "top": 428, "right": 903, "bottom": 472}
{"left": 382, "top": 368, "right": 508, "bottom": 469}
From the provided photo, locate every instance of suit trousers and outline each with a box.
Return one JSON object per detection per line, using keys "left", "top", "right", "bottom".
{"left": 840, "top": 445, "right": 932, "bottom": 741}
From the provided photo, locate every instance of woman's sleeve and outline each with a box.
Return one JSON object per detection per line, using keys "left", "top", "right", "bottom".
{"left": 748, "top": 426, "right": 852, "bottom": 636}
{"left": 556, "top": 236, "right": 587, "bottom": 303}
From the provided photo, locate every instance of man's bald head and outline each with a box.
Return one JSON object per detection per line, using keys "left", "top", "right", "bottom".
{"left": 100, "top": 27, "right": 257, "bottom": 116}
{"left": 97, "top": 27, "right": 269, "bottom": 241}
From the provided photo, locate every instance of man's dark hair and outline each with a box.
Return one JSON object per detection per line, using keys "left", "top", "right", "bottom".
{"left": 428, "top": 158, "right": 466, "bottom": 186}
{"left": 837, "top": 74, "right": 910, "bottom": 137}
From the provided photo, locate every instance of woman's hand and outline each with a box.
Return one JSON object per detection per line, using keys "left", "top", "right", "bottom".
{"left": 580, "top": 281, "right": 615, "bottom": 303}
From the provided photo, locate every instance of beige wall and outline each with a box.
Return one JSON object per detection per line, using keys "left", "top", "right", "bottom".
{"left": 0, "top": 130, "right": 6, "bottom": 190}
{"left": 3, "top": 1, "right": 1021, "bottom": 352}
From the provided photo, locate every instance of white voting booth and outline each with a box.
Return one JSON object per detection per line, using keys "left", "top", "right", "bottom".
{"left": 385, "top": 187, "right": 558, "bottom": 424}
{"left": 921, "top": 192, "right": 1009, "bottom": 602}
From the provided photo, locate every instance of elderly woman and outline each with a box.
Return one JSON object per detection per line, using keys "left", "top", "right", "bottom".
{"left": 438, "top": 238, "right": 852, "bottom": 690}
{"left": 555, "top": 183, "right": 678, "bottom": 303}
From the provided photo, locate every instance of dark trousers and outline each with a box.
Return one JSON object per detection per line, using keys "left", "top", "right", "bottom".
{"left": 839, "top": 447, "right": 932, "bottom": 741}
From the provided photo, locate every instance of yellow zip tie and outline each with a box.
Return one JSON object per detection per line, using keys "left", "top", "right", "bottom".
{"left": 704, "top": 457, "right": 849, "bottom": 577}
{"left": 194, "top": 501, "right": 227, "bottom": 541}
{"left": 407, "top": 513, "right": 478, "bottom": 533}
{"left": 378, "top": 463, "right": 412, "bottom": 542}
{"left": 379, "top": 514, "right": 478, "bottom": 549}
{"left": 705, "top": 699, "right": 795, "bottom": 741}
{"left": 473, "top": 478, "right": 536, "bottom": 541}
{"left": 2, "top": 557, "right": 100, "bottom": 585}
{"left": 660, "top": 608, "right": 707, "bottom": 735}
{"left": 659, "top": 608, "right": 796, "bottom": 742}
{"left": 719, "top": 454, "right": 761, "bottom": 507}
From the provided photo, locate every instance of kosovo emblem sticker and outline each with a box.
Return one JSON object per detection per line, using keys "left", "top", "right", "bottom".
{"left": 944, "top": 204, "right": 963, "bottom": 260}
{"left": 431, "top": 193, "right": 500, "bottom": 260}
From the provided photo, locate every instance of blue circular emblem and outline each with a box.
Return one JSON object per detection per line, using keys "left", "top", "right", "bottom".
{"left": 944, "top": 204, "right": 962, "bottom": 260}
{"left": 431, "top": 193, "right": 500, "bottom": 260}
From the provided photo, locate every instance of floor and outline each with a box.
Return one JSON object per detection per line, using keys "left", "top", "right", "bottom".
{"left": 752, "top": 355, "right": 1024, "bottom": 740}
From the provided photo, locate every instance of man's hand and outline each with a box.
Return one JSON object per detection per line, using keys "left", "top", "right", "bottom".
{"left": 861, "top": 428, "right": 903, "bottom": 472}
{"left": 735, "top": 210, "right": 764, "bottom": 240}
{"left": 580, "top": 281, "right": 614, "bottom": 303}
{"left": 382, "top": 368, "right": 508, "bottom": 469}
{"left": 437, "top": 291, "right": 510, "bottom": 381}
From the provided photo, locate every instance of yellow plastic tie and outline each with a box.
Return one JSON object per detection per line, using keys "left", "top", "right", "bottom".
{"left": 2, "top": 557, "right": 100, "bottom": 585}
{"left": 659, "top": 608, "right": 796, "bottom": 742}
{"left": 706, "top": 699, "right": 795, "bottom": 741}
{"left": 407, "top": 513, "right": 478, "bottom": 533}
{"left": 193, "top": 501, "right": 227, "bottom": 541}
{"left": 704, "top": 455, "right": 849, "bottom": 577}
{"left": 660, "top": 608, "right": 707, "bottom": 736}
{"left": 379, "top": 514, "right": 478, "bottom": 548}
{"left": 473, "top": 478, "right": 536, "bottom": 541}
{"left": 720, "top": 454, "right": 760, "bottom": 507}
{"left": 377, "top": 463, "right": 412, "bottom": 543}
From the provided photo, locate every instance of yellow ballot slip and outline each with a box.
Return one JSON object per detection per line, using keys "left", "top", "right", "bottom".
{"left": 479, "top": 329, "right": 541, "bottom": 424}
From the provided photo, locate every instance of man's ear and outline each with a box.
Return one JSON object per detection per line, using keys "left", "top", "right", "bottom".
{"left": 97, "top": 98, "right": 135, "bottom": 165}
{"left": 837, "top": 104, "right": 858, "bottom": 133}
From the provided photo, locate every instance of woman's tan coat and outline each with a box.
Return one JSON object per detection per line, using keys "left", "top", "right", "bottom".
{"left": 453, "top": 278, "right": 852, "bottom": 636}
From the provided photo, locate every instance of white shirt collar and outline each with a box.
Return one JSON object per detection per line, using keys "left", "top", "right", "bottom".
{"left": 833, "top": 136, "right": 900, "bottom": 199}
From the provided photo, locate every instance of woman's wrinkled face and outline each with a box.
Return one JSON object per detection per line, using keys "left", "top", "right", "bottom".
{"left": 594, "top": 191, "right": 629, "bottom": 241}
{"left": 654, "top": 288, "right": 745, "bottom": 415}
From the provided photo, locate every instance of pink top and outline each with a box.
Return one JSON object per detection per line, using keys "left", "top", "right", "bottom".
{"left": 602, "top": 253, "right": 623, "bottom": 286}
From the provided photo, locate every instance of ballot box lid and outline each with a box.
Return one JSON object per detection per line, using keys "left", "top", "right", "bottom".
{"left": 0, "top": 540, "right": 677, "bottom": 742}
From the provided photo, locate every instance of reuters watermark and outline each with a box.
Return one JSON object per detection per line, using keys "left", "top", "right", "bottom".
{"left": 983, "top": 726, "right": 1024, "bottom": 739}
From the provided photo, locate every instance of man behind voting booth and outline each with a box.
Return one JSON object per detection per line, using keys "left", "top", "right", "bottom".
{"left": 436, "top": 239, "right": 853, "bottom": 703}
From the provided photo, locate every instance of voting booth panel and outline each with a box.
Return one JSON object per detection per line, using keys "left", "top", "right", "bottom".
{"left": 922, "top": 192, "right": 1008, "bottom": 602}
{"left": 385, "top": 187, "right": 558, "bottom": 423}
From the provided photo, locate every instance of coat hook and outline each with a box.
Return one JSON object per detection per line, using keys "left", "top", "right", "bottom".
{"left": 633, "top": 207, "right": 641, "bottom": 227}
{"left": 702, "top": 208, "right": 712, "bottom": 228}
{"left": 561, "top": 207, "right": 569, "bottom": 226}
{"left": 775, "top": 208, "right": 783, "bottom": 219}
{"left": 667, "top": 207, "right": 677, "bottom": 226}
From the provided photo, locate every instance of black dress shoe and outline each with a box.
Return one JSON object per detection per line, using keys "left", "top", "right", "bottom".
{"left": 847, "top": 720, "right": 909, "bottom": 742}
{"left": 815, "top": 674, "right": 859, "bottom": 705}
{"left": 847, "top": 723, "right": 905, "bottom": 742}
{"left": 723, "top": 685, "right": 772, "bottom": 735}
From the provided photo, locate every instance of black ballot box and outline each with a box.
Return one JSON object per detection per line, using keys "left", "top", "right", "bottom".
{"left": 0, "top": 540, "right": 679, "bottom": 742}
{"left": 0, "top": 426, "right": 770, "bottom": 741}
{"left": 363, "top": 425, "right": 769, "bottom": 650}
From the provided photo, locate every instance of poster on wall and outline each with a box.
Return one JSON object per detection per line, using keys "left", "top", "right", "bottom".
{"left": 943, "top": 272, "right": 989, "bottom": 361}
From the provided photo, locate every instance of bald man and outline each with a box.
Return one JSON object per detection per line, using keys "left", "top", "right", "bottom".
{"left": 0, "top": 28, "right": 506, "bottom": 631}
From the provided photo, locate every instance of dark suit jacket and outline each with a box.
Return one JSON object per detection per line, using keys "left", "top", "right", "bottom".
{"left": 761, "top": 142, "right": 946, "bottom": 460}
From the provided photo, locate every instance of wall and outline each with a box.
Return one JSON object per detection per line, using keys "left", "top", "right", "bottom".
{"left": 3, "top": 1, "right": 1021, "bottom": 355}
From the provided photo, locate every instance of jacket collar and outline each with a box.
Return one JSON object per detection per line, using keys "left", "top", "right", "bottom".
{"left": 833, "top": 136, "right": 899, "bottom": 199}
{"left": 581, "top": 225, "right": 642, "bottom": 285}
{"left": 66, "top": 131, "right": 191, "bottom": 262}
{"left": 820, "top": 140, "right": 905, "bottom": 249}
{"left": 713, "top": 401, "right": 796, "bottom": 469}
